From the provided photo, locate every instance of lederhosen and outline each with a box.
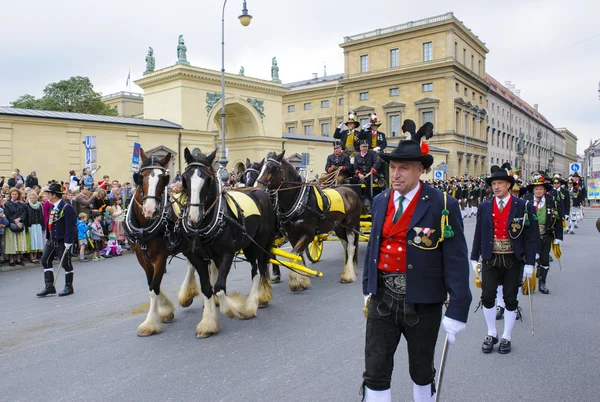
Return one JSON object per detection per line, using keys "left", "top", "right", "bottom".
{"left": 41, "top": 202, "right": 73, "bottom": 273}
{"left": 480, "top": 197, "right": 523, "bottom": 311}
{"left": 363, "top": 188, "right": 441, "bottom": 392}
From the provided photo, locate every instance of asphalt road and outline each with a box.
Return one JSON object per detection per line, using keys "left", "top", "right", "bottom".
{"left": 1, "top": 210, "right": 599, "bottom": 402}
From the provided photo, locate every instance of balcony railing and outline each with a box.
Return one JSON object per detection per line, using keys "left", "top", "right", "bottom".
{"left": 344, "top": 12, "right": 455, "bottom": 42}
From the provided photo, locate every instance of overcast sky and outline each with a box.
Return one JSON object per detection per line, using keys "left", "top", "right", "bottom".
{"left": 1, "top": 0, "right": 597, "bottom": 153}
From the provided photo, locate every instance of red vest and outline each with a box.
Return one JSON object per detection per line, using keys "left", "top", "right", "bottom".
{"left": 378, "top": 187, "right": 422, "bottom": 273}
{"left": 493, "top": 196, "right": 512, "bottom": 240}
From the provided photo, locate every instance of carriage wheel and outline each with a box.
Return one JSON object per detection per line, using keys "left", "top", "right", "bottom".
{"left": 306, "top": 237, "right": 323, "bottom": 263}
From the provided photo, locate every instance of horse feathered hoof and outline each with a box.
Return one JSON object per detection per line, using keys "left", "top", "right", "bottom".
{"left": 160, "top": 313, "right": 174, "bottom": 323}
{"left": 179, "top": 298, "right": 194, "bottom": 308}
{"left": 137, "top": 323, "right": 163, "bottom": 337}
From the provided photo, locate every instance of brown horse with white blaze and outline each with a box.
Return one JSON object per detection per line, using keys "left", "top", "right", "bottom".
{"left": 125, "top": 150, "right": 202, "bottom": 336}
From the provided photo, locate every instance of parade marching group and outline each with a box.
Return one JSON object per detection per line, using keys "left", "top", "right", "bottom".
{"left": 23, "top": 109, "right": 589, "bottom": 402}
{"left": 321, "top": 112, "right": 586, "bottom": 401}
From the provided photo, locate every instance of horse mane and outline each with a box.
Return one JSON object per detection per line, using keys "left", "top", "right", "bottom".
{"left": 279, "top": 157, "right": 301, "bottom": 183}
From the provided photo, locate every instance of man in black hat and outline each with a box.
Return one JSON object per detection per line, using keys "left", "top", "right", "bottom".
{"left": 36, "top": 183, "right": 77, "bottom": 297}
{"left": 334, "top": 112, "right": 361, "bottom": 156}
{"left": 361, "top": 121, "right": 471, "bottom": 402}
{"left": 322, "top": 141, "right": 351, "bottom": 185}
{"left": 523, "top": 173, "right": 563, "bottom": 294}
{"left": 471, "top": 163, "right": 538, "bottom": 354}
{"left": 551, "top": 174, "right": 570, "bottom": 228}
{"left": 567, "top": 178, "right": 584, "bottom": 234}
{"left": 359, "top": 113, "right": 387, "bottom": 153}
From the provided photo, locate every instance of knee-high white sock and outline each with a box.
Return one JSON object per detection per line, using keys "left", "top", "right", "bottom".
{"left": 483, "top": 307, "right": 497, "bottom": 337}
{"left": 364, "top": 387, "right": 391, "bottom": 402}
{"left": 496, "top": 285, "right": 505, "bottom": 308}
{"left": 413, "top": 383, "right": 434, "bottom": 402}
{"left": 502, "top": 309, "right": 517, "bottom": 341}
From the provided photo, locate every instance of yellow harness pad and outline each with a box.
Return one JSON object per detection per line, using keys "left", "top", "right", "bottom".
{"left": 313, "top": 187, "right": 345, "bottom": 214}
{"left": 225, "top": 191, "right": 261, "bottom": 218}
{"left": 172, "top": 193, "right": 186, "bottom": 216}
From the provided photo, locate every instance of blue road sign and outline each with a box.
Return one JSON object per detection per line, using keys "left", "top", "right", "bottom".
{"left": 569, "top": 163, "right": 580, "bottom": 175}
{"left": 434, "top": 170, "right": 443, "bottom": 179}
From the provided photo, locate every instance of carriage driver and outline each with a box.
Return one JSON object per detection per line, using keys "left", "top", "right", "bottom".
{"left": 36, "top": 183, "right": 77, "bottom": 297}
{"left": 361, "top": 123, "right": 471, "bottom": 402}
{"left": 320, "top": 140, "right": 352, "bottom": 185}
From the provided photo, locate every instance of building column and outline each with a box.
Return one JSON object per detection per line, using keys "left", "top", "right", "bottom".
{"left": 0, "top": 122, "right": 12, "bottom": 174}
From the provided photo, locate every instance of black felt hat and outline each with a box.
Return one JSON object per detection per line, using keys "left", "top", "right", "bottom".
{"left": 44, "top": 183, "right": 64, "bottom": 195}
{"left": 378, "top": 122, "right": 434, "bottom": 169}
{"left": 333, "top": 140, "right": 342, "bottom": 149}
{"left": 485, "top": 163, "right": 515, "bottom": 186}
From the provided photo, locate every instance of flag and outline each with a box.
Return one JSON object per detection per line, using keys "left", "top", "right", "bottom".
{"left": 126, "top": 70, "right": 131, "bottom": 87}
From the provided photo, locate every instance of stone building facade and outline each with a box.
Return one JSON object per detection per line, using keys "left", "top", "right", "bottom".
{"left": 486, "top": 75, "right": 567, "bottom": 178}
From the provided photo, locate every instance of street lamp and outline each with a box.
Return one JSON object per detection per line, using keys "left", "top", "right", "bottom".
{"left": 218, "top": 0, "right": 252, "bottom": 182}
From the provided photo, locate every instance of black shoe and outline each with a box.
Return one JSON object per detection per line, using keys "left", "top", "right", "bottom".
{"left": 58, "top": 272, "right": 74, "bottom": 297}
{"left": 539, "top": 281, "right": 549, "bottom": 294}
{"left": 37, "top": 271, "right": 57, "bottom": 297}
{"left": 17, "top": 260, "right": 25, "bottom": 266}
{"left": 498, "top": 338, "right": 511, "bottom": 354}
{"left": 516, "top": 307, "right": 523, "bottom": 321}
{"left": 496, "top": 306, "right": 505, "bottom": 320}
{"left": 58, "top": 285, "right": 74, "bottom": 297}
{"left": 482, "top": 335, "right": 498, "bottom": 353}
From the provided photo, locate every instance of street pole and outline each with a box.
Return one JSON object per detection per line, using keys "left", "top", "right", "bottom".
{"left": 217, "top": 0, "right": 252, "bottom": 183}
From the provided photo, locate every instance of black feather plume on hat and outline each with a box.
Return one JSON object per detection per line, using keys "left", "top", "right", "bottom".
{"left": 490, "top": 165, "right": 500, "bottom": 174}
{"left": 401, "top": 119, "right": 416, "bottom": 136}
{"left": 413, "top": 122, "right": 434, "bottom": 143}
{"left": 500, "top": 162, "right": 512, "bottom": 172}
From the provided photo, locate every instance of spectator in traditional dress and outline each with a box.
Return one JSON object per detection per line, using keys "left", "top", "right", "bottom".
{"left": 4, "top": 188, "right": 27, "bottom": 266}
{"left": 0, "top": 207, "right": 9, "bottom": 264}
{"left": 25, "top": 191, "right": 44, "bottom": 264}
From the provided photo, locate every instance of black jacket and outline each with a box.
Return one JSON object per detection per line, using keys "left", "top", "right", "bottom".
{"left": 25, "top": 203, "right": 44, "bottom": 227}
{"left": 325, "top": 152, "right": 352, "bottom": 173}
{"left": 358, "top": 130, "right": 387, "bottom": 151}
{"left": 47, "top": 200, "right": 76, "bottom": 244}
{"left": 4, "top": 200, "right": 27, "bottom": 225}
{"left": 333, "top": 128, "right": 360, "bottom": 149}
{"left": 551, "top": 187, "right": 570, "bottom": 217}
{"left": 523, "top": 193, "right": 563, "bottom": 241}
{"left": 353, "top": 150, "right": 381, "bottom": 175}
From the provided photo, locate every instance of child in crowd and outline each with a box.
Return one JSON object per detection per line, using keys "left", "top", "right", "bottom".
{"left": 0, "top": 207, "right": 9, "bottom": 263}
{"left": 103, "top": 233, "right": 122, "bottom": 257}
{"left": 76, "top": 213, "right": 90, "bottom": 262}
{"left": 90, "top": 212, "right": 105, "bottom": 261}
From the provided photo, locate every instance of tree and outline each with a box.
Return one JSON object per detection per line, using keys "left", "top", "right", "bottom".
{"left": 10, "top": 76, "right": 118, "bottom": 116}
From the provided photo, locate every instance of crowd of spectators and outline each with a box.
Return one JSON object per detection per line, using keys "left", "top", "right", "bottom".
{"left": 0, "top": 167, "right": 135, "bottom": 266}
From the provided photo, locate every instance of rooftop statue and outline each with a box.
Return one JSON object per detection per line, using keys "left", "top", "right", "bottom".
{"left": 144, "top": 47, "right": 155, "bottom": 74}
{"left": 271, "top": 57, "right": 281, "bottom": 83}
{"left": 177, "top": 35, "right": 190, "bottom": 65}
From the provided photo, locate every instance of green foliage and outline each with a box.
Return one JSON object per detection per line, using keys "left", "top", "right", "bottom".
{"left": 10, "top": 76, "right": 118, "bottom": 116}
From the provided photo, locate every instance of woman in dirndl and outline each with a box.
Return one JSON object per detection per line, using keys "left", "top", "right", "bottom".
{"left": 25, "top": 190, "right": 44, "bottom": 263}
{"left": 4, "top": 188, "right": 28, "bottom": 266}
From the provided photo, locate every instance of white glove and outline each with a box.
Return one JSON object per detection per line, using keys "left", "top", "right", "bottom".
{"left": 364, "top": 294, "right": 371, "bottom": 307}
{"left": 337, "top": 122, "right": 346, "bottom": 130}
{"left": 470, "top": 260, "right": 479, "bottom": 273}
{"left": 65, "top": 243, "right": 73, "bottom": 249}
{"left": 553, "top": 239, "right": 562, "bottom": 245}
{"left": 442, "top": 316, "right": 466, "bottom": 345}
{"left": 535, "top": 253, "right": 540, "bottom": 260}
{"left": 363, "top": 122, "right": 372, "bottom": 130}
{"left": 565, "top": 215, "right": 569, "bottom": 220}
{"left": 524, "top": 264, "right": 534, "bottom": 278}
{"left": 373, "top": 147, "right": 381, "bottom": 152}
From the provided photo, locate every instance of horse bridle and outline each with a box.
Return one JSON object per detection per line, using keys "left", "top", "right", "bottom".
{"left": 138, "top": 164, "right": 169, "bottom": 204}
{"left": 183, "top": 161, "right": 215, "bottom": 214}
{"left": 256, "top": 158, "right": 284, "bottom": 189}
{"left": 243, "top": 167, "right": 260, "bottom": 185}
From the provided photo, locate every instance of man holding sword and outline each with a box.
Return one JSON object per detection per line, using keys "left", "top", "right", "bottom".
{"left": 36, "top": 183, "right": 77, "bottom": 297}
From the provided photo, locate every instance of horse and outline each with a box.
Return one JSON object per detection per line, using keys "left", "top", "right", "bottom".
{"left": 180, "top": 148, "right": 276, "bottom": 338}
{"left": 254, "top": 150, "right": 363, "bottom": 291}
{"left": 125, "top": 150, "right": 208, "bottom": 337}
{"left": 239, "top": 157, "right": 264, "bottom": 187}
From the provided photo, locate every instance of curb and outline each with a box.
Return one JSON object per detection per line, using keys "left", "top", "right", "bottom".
{"left": 0, "top": 250, "right": 135, "bottom": 274}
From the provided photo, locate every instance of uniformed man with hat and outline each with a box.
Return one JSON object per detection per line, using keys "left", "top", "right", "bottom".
{"left": 321, "top": 140, "right": 352, "bottom": 185}
{"left": 36, "top": 183, "right": 77, "bottom": 297}
{"left": 523, "top": 172, "right": 563, "bottom": 294}
{"left": 358, "top": 113, "right": 387, "bottom": 153}
{"left": 471, "top": 163, "right": 538, "bottom": 354}
{"left": 334, "top": 111, "right": 361, "bottom": 156}
{"left": 361, "top": 121, "right": 471, "bottom": 402}
{"left": 567, "top": 177, "right": 584, "bottom": 234}
{"left": 551, "top": 174, "right": 570, "bottom": 226}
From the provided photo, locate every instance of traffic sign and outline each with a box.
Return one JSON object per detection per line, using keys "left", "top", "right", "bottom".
{"left": 569, "top": 163, "right": 580, "bottom": 175}
{"left": 434, "top": 170, "right": 443, "bottom": 180}
{"left": 85, "top": 149, "right": 97, "bottom": 164}
{"left": 131, "top": 142, "right": 141, "bottom": 170}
